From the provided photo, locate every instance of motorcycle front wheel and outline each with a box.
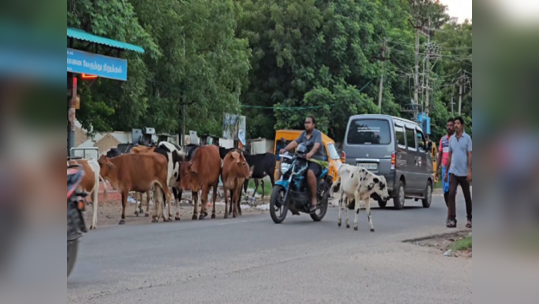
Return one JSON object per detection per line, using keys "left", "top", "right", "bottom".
{"left": 67, "top": 239, "right": 78, "bottom": 278}
{"left": 270, "top": 186, "right": 289, "bottom": 224}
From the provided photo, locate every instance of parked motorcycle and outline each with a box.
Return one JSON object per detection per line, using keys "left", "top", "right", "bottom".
{"left": 67, "top": 164, "right": 88, "bottom": 278}
{"left": 269, "top": 143, "right": 333, "bottom": 224}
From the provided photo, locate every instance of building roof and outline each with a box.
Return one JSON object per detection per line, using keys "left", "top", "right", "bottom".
{"left": 67, "top": 27, "right": 144, "bottom": 54}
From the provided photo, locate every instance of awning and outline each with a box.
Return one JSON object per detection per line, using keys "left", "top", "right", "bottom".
{"left": 67, "top": 27, "right": 144, "bottom": 54}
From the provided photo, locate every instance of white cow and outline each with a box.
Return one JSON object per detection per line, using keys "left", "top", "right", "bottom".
{"left": 332, "top": 161, "right": 390, "bottom": 232}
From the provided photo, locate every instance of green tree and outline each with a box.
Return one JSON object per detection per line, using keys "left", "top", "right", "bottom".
{"left": 68, "top": 0, "right": 251, "bottom": 137}
{"left": 238, "top": 0, "right": 412, "bottom": 141}
{"left": 67, "top": 0, "right": 160, "bottom": 133}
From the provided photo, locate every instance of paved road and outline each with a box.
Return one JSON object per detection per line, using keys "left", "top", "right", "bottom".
{"left": 68, "top": 194, "right": 472, "bottom": 304}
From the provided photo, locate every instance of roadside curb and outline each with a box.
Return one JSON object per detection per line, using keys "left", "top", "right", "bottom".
{"left": 402, "top": 229, "right": 471, "bottom": 243}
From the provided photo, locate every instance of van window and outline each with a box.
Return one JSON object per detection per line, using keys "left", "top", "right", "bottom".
{"left": 405, "top": 128, "right": 416, "bottom": 150}
{"left": 327, "top": 143, "right": 340, "bottom": 160}
{"left": 347, "top": 119, "right": 391, "bottom": 145}
{"left": 395, "top": 125, "right": 406, "bottom": 148}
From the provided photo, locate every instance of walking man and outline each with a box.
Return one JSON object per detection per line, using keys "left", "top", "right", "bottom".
{"left": 436, "top": 118, "right": 456, "bottom": 224}
{"left": 444, "top": 117, "right": 472, "bottom": 228}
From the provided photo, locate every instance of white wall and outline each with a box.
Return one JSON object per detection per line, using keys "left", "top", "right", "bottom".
{"left": 250, "top": 139, "right": 274, "bottom": 154}
{"left": 219, "top": 138, "right": 234, "bottom": 149}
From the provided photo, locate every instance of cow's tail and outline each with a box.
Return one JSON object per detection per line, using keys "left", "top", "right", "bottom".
{"left": 100, "top": 175, "right": 108, "bottom": 202}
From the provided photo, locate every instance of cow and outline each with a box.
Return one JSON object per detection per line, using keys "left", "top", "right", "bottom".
{"left": 67, "top": 158, "right": 103, "bottom": 230}
{"left": 179, "top": 145, "right": 221, "bottom": 220}
{"left": 105, "top": 148, "right": 122, "bottom": 158}
{"left": 97, "top": 153, "right": 173, "bottom": 224}
{"left": 332, "top": 161, "right": 390, "bottom": 232}
{"left": 219, "top": 147, "right": 276, "bottom": 215}
{"left": 154, "top": 141, "right": 186, "bottom": 220}
{"left": 221, "top": 150, "right": 251, "bottom": 218}
{"left": 185, "top": 144, "right": 201, "bottom": 160}
{"left": 105, "top": 146, "right": 149, "bottom": 216}
{"left": 242, "top": 153, "right": 276, "bottom": 202}
{"left": 128, "top": 145, "right": 156, "bottom": 217}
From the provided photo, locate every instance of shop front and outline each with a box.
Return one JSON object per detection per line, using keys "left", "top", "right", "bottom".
{"left": 67, "top": 27, "right": 144, "bottom": 157}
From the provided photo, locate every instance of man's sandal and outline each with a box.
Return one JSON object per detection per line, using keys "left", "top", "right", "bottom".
{"left": 447, "top": 219, "right": 457, "bottom": 228}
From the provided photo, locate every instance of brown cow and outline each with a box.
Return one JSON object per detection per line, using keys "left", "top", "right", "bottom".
{"left": 98, "top": 153, "right": 173, "bottom": 224}
{"left": 130, "top": 146, "right": 156, "bottom": 154}
{"left": 179, "top": 145, "right": 221, "bottom": 220}
{"left": 129, "top": 145, "right": 156, "bottom": 217}
{"left": 221, "top": 150, "right": 251, "bottom": 218}
{"left": 67, "top": 158, "right": 102, "bottom": 229}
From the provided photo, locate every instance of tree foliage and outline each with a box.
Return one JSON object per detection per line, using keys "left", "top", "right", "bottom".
{"left": 68, "top": 0, "right": 251, "bottom": 136}
{"left": 67, "top": 0, "right": 472, "bottom": 143}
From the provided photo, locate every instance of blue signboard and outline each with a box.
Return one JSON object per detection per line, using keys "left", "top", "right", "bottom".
{"left": 67, "top": 48, "right": 127, "bottom": 81}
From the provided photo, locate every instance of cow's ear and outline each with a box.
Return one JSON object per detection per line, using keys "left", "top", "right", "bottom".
{"left": 106, "top": 162, "right": 115, "bottom": 170}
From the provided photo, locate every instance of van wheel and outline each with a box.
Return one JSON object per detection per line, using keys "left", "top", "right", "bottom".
{"left": 422, "top": 181, "right": 433, "bottom": 208}
{"left": 393, "top": 181, "right": 405, "bottom": 210}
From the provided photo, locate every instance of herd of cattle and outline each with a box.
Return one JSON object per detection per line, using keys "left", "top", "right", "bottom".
{"left": 68, "top": 139, "right": 393, "bottom": 233}
{"left": 67, "top": 142, "right": 277, "bottom": 230}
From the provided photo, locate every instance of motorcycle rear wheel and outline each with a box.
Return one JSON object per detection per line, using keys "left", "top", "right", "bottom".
{"left": 67, "top": 240, "right": 79, "bottom": 278}
{"left": 270, "top": 186, "right": 289, "bottom": 224}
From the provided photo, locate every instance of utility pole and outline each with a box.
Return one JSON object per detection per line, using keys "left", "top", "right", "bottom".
{"left": 181, "top": 33, "right": 186, "bottom": 147}
{"left": 414, "top": 24, "right": 420, "bottom": 121}
{"left": 425, "top": 18, "right": 431, "bottom": 117}
{"left": 458, "top": 72, "right": 464, "bottom": 115}
{"left": 378, "top": 39, "right": 388, "bottom": 114}
{"left": 451, "top": 94, "right": 454, "bottom": 116}
{"left": 409, "top": 17, "right": 427, "bottom": 121}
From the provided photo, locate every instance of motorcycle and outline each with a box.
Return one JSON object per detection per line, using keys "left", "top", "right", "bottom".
{"left": 67, "top": 164, "right": 88, "bottom": 278}
{"left": 269, "top": 143, "right": 333, "bottom": 224}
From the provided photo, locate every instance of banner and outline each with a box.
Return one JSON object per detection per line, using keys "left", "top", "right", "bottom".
{"left": 67, "top": 48, "right": 127, "bottom": 81}
{"left": 223, "top": 113, "right": 246, "bottom": 145}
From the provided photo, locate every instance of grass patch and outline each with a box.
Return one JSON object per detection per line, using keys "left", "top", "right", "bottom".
{"left": 434, "top": 179, "right": 442, "bottom": 189}
{"left": 451, "top": 236, "right": 472, "bottom": 251}
{"left": 247, "top": 177, "right": 273, "bottom": 196}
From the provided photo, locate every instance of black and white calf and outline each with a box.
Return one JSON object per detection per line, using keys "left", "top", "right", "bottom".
{"left": 155, "top": 141, "right": 186, "bottom": 220}
{"left": 333, "top": 162, "right": 390, "bottom": 232}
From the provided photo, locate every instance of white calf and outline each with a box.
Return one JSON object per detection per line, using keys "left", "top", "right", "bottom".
{"left": 333, "top": 161, "right": 390, "bottom": 232}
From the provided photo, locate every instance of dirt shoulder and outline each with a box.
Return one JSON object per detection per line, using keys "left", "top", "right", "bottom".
{"left": 404, "top": 230, "right": 472, "bottom": 259}
{"left": 83, "top": 197, "right": 269, "bottom": 228}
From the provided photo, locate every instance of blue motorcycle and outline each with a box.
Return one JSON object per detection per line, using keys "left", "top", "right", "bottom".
{"left": 270, "top": 143, "right": 333, "bottom": 224}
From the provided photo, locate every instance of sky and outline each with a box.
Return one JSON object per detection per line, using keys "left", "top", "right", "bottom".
{"left": 439, "top": 0, "right": 472, "bottom": 22}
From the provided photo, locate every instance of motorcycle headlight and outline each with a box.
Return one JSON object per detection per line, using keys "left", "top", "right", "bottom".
{"left": 280, "top": 162, "right": 290, "bottom": 173}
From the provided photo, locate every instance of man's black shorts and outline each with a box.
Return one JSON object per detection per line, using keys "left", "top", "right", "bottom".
{"left": 308, "top": 162, "right": 322, "bottom": 177}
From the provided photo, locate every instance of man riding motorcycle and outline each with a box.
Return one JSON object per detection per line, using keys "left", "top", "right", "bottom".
{"left": 279, "top": 115, "right": 323, "bottom": 214}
